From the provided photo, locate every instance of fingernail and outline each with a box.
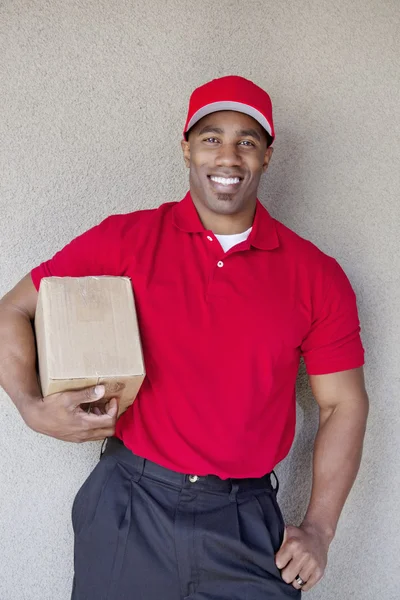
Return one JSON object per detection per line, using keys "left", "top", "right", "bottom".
{"left": 94, "top": 385, "right": 105, "bottom": 397}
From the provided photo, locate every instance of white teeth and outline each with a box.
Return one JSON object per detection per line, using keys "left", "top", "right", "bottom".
{"left": 210, "top": 176, "right": 240, "bottom": 186}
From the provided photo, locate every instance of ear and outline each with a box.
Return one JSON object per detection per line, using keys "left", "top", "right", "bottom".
{"left": 262, "top": 147, "right": 274, "bottom": 173}
{"left": 181, "top": 139, "right": 191, "bottom": 168}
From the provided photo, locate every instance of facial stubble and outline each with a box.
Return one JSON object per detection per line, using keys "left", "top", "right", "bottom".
{"left": 217, "top": 193, "right": 233, "bottom": 202}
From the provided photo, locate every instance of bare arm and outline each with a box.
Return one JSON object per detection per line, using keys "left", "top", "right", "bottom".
{"left": 0, "top": 274, "right": 118, "bottom": 441}
{"left": 0, "top": 274, "right": 41, "bottom": 417}
{"left": 303, "top": 367, "right": 369, "bottom": 538}
{"left": 276, "top": 367, "right": 369, "bottom": 591}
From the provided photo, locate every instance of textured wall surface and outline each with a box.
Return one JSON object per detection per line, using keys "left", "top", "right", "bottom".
{"left": 0, "top": 1, "right": 399, "bottom": 599}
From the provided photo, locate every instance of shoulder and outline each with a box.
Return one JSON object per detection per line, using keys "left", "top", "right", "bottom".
{"left": 96, "top": 201, "right": 177, "bottom": 236}
{"left": 271, "top": 218, "right": 355, "bottom": 306}
{"left": 273, "top": 218, "right": 340, "bottom": 274}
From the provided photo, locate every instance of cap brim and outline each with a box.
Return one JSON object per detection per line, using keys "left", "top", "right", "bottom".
{"left": 185, "top": 101, "right": 273, "bottom": 138}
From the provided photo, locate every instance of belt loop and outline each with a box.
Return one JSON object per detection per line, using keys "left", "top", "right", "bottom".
{"left": 132, "top": 456, "right": 145, "bottom": 482}
{"left": 271, "top": 470, "right": 279, "bottom": 495}
{"left": 229, "top": 482, "right": 239, "bottom": 502}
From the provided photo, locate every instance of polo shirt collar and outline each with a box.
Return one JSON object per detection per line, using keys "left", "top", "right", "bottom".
{"left": 172, "top": 191, "right": 279, "bottom": 251}
{"left": 248, "top": 199, "right": 279, "bottom": 250}
{"left": 172, "top": 192, "right": 205, "bottom": 233}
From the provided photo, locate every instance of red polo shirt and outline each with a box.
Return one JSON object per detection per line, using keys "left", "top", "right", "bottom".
{"left": 31, "top": 193, "right": 364, "bottom": 478}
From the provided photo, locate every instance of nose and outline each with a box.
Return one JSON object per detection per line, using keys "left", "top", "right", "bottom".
{"left": 215, "top": 143, "right": 242, "bottom": 167}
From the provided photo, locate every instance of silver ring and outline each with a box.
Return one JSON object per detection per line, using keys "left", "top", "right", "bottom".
{"left": 295, "top": 575, "right": 305, "bottom": 587}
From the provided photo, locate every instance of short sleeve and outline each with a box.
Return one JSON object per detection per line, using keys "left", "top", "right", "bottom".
{"left": 301, "top": 258, "right": 365, "bottom": 375}
{"left": 31, "top": 216, "right": 122, "bottom": 290}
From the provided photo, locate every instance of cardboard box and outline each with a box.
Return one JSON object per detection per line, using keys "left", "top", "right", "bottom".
{"left": 35, "top": 276, "right": 145, "bottom": 416}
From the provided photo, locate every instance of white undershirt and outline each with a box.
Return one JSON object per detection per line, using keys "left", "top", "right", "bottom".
{"left": 214, "top": 227, "right": 252, "bottom": 253}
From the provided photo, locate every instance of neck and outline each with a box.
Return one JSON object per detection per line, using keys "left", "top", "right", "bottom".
{"left": 192, "top": 197, "right": 257, "bottom": 235}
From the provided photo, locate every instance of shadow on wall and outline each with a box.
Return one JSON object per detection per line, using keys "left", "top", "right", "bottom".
{"left": 275, "top": 361, "right": 319, "bottom": 525}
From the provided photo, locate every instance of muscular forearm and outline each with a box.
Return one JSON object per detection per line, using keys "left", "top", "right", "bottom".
{"left": 275, "top": 390, "right": 369, "bottom": 592}
{"left": 302, "top": 396, "right": 369, "bottom": 542}
{"left": 0, "top": 300, "right": 117, "bottom": 441}
{"left": 0, "top": 303, "right": 42, "bottom": 418}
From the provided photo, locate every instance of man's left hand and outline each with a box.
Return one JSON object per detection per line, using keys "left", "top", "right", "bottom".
{"left": 275, "top": 523, "right": 331, "bottom": 591}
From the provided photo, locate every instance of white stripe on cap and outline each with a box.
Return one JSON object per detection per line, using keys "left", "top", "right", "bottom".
{"left": 186, "top": 101, "right": 272, "bottom": 137}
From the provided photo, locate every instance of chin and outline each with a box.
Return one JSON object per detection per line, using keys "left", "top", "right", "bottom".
{"left": 207, "top": 196, "right": 243, "bottom": 215}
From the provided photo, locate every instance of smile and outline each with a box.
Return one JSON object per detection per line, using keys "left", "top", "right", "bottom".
{"left": 209, "top": 176, "right": 241, "bottom": 186}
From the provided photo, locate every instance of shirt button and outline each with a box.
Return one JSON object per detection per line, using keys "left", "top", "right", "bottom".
{"left": 217, "top": 261, "right": 224, "bottom": 268}
{"left": 207, "top": 235, "right": 213, "bottom": 241}
{"left": 189, "top": 475, "right": 199, "bottom": 483}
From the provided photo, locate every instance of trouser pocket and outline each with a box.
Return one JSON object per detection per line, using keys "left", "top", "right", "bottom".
{"left": 71, "top": 458, "right": 133, "bottom": 600}
{"left": 253, "top": 488, "right": 285, "bottom": 552}
{"left": 71, "top": 456, "right": 117, "bottom": 538}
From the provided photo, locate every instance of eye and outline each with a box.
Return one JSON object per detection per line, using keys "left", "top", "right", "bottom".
{"left": 203, "top": 137, "right": 219, "bottom": 143}
{"left": 239, "top": 140, "right": 255, "bottom": 147}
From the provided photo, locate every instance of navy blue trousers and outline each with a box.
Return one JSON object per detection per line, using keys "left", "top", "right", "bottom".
{"left": 71, "top": 437, "right": 300, "bottom": 599}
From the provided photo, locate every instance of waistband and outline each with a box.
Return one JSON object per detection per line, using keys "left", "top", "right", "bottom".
{"left": 102, "top": 437, "right": 278, "bottom": 495}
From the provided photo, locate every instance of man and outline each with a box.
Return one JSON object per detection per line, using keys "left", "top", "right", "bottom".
{"left": 0, "top": 76, "right": 368, "bottom": 599}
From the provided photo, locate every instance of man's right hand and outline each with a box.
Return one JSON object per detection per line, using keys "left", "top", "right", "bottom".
{"left": 22, "top": 385, "right": 118, "bottom": 443}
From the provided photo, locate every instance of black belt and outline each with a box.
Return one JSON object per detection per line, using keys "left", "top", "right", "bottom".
{"left": 101, "top": 436, "right": 278, "bottom": 495}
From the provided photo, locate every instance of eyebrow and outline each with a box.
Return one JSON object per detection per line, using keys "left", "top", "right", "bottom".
{"left": 237, "top": 128, "right": 262, "bottom": 142}
{"left": 197, "top": 126, "right": 224, "bottom": 136}
{"left": 197, "top": 126, "right": 262, "bottom": 142}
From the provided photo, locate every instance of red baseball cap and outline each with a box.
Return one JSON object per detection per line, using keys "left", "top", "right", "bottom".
{"left": 183, "top": 75, "right": 275, "bottom": 146}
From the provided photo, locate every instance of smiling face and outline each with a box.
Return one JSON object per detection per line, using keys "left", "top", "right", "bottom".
{"left": 181, "top": 111, "right": 273, "bottom": 230}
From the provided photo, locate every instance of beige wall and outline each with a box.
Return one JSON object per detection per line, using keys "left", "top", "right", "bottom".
{"left": 1, "top": 1, "right": 399, "bottom": 598}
